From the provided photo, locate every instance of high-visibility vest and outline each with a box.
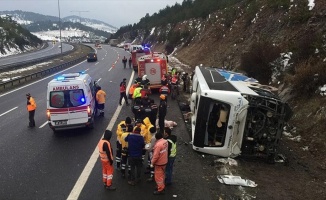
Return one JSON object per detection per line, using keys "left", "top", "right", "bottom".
{"left": 27, "top": 97, "right": 36, "bottom": 111}
{"left": 167, "top": 139, "right": 177, "bottom": 157}
{"left": 98, "top": 140, "right": 113, "bottom": 161}
{"left": 96, "top": 90, "right": 106, "bottom": 104}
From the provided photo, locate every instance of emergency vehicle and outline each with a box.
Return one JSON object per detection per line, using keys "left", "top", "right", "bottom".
{"left": 131, "top": 48, "right": 151, "bottom": 71}
{"left": 137, "top": 52, "right": 168, "bottom": 89}
{"left": 46, "top": 72, "right": 96, "bottom": 132}
{"left": 190, "top": 66, "right": 292, "bottom": 162}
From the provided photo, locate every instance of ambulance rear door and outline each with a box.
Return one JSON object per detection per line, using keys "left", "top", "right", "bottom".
{"left": 48, "top": 84, "right": 88, "bottom": 127}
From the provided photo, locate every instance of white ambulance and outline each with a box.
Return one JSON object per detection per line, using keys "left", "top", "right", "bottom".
{"left": 46, "top": 72, "right": 96, "bottom": 132}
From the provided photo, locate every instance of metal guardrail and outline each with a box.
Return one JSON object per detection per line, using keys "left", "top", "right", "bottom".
{"left": 0, "top": 43, "right": 74, "bottom": 72}
{"left": 0, "top": 52, "right": 87, "bottom": 91}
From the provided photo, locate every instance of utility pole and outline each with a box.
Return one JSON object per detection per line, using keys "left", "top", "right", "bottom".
{"left": 70, "top": 10, "right": 89, "bottom": 23}
{"left": 58, "top": 0, "right": 62, "bottom": 54}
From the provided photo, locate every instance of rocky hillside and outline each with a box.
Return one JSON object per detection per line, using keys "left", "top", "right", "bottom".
{"left": 116, "top": 0, "right": 326, "bottom": 169}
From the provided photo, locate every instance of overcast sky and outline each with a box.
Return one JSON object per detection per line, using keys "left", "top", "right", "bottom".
{"left": 0, "top": 0, "right": 184, "bottom": 28}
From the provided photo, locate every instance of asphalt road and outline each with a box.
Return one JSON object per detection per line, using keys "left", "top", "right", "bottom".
{"left": 0, "top": 42, "right": 72, "bottom": 66}
{"left": 0, "top": 45, "right": 213, "bottom": 200}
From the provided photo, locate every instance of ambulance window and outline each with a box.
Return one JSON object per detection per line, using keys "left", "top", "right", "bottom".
{"left": 50, "top": 91, "right": 65, "bottom": 108}
{"left": 69, "top": 89, "right": 86, "bottom": 106}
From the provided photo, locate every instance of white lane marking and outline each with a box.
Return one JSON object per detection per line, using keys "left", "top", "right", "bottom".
{"left": 67, "top": 71, "right": 135, "bottom": 200}
{"left": 95, "top": 62, "right": 99, "bottom": 65}
{"left": 39, "top": 121, "right": 48, "bottom": 128}
{"left": 0, "top": 61, "right": 86, "bottom": 98}
{"left": 0, "top": 107, "right": 18, "bottom": 117}
{"left": 108, "top": 67, "right": 113, "bottom": 71}
{"left": 85, "top": 68, "right": 89, "bottom": 72}
{"left": 101, "top": 58, "right": 104, "bottom": 60}
{"left": 97, "top": 78, "right": 102, "bottom": 83}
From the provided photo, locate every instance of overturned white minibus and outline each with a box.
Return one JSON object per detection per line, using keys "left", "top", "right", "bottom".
{"left": 190, "top": 67, "right": 292, "bottom": 161}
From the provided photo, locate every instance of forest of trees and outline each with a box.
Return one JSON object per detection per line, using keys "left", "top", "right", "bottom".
{"left": 113, "top": 0, "right": 242, "bottom": 38}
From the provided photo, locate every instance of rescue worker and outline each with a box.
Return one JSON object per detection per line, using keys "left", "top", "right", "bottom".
{"left": 119, "top": 78, "right": 129, "bottom": 106}
{"left": 141, "top": 102, "right": 152, "bottom": 121}
{"left": 161, "top": 74, "right": 167, "bottom": 86}
{"left": 134, "top": 75, "right": 142, "bottom": 84}
{"left": 116, "top": 117, "right": 132, "bottom": 170}
{"left": 121, "top": 124, "right": 134, "bottom": 178}
{"left": 181, "top": 72, "right": 189, "bottom": 92}
{"left": 128, "top": 57, "right": 132, "bottom": 69}
{"left": 159, "top": 84, "right": 170, "bottom": 103}
{"left": 98, "top": 130, "right": 116, "bottom": 191}
{"left": 132, "top": 100, "right": 142, "bottom": 122}
{"left": 26, "top": 93, "right": 36, "bottom": 128}
{"left": 125, "top": 127, "right": 145, "bottom": 186}
{"left": 132, "top": 84, "right": 142, "bottom": 104}
{"left": 158, "top": 95, "right": 167, "bottom": 134}
{"left": 149, "top": 99, "right": 158, "bottom": 126}
{"left": 141, "top": 75, "right": 150, "bottom": 87}
{"left": 96, "top": 86, "right": 106, "bottom": 117}
{"left": 145, "top": 126, "right": 157, "bottom": 182}
{"left": 140, "top": 84, "right": 151, "bottom": 99}
{"left": 128, "top": 83, "right": 139, "bottom": 104}
{"left": 170, "top": 75, "right": 179, "bottom": 99}
{"left": 164, "top": 127, "right": 177, "bottom": 185}
{"left": 134, "top": 119, "right": 148, "bottom": 161}
{"left": 151, "top": 133, "right": 168, "bottom": 195}
{"left": 122, "top": 56, "right": 127, "bottom": 69}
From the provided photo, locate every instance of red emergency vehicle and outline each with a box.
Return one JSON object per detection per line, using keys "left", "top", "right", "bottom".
{"left": 131, "top": 48, "right": 151, "bottom": 71}
{"left": 137, "top": 52, "right": 168, "bottom": 89}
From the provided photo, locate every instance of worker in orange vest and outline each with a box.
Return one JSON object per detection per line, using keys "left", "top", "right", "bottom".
{"left": 26, "top": 93, "right": 37, "bottom": 128}
{"left": 96, "top": 86, "right": 106, "bottom": 117}
{"left": 98, "top": 130, "right": 116, "bottom": 191}
{"left": 128, "top": 83, "right": 139, "bottom": 105}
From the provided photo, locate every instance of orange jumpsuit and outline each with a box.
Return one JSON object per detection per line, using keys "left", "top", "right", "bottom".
{"left": 98, "top": 139, "right": 114, "bottom": 187}
{"left": 151, "top": 138, "right": 168, "bottom": 192}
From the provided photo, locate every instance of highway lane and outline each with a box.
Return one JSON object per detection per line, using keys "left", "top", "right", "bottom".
{"left": 0, "top": 44, "right": 133, "bottom": 199}
{"left": 0, "top": 42, "right": 73, "bottom": 66}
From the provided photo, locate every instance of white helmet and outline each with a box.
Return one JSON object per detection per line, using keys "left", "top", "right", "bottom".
{"left": 142, "top": 75, "right": 147, "bottom": 80}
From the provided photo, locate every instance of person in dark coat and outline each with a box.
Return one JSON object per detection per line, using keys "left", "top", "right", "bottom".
{"left": 149, "top": 99, "right": 158, "bottom": 126}
{"left": 125, "top": 127, "right": 145, "bottom": 186}
{"left": 122, "top": 56, "right": 127, "bottom": 68}
{"left": 119, "top": 78, "right": 129, "bottom": 106}
{"left": 158, "top": 95, "right": 167, "bottom": 134}
{"left": 128, "top": 57, "right": 132, "bottom": 68}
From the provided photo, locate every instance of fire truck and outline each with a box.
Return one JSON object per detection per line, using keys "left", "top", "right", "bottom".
{"left": 137, "top": 52, "right": 168, "bottom": 89}
{"left": 131, "top": 48, "right": 151, "bottom": 71}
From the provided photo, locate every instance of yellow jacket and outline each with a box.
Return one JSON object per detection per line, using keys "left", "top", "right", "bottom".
{"left": 142, "top": 117, "right": 154, "bottom": 144}
{"left": 132, "top": 87, "right": 142, "bottom": 99}
{"left": 27, "top": 97, "right": 36, "bottom": 111}
{"left": 96, "top": 90, "right": 106, "bottom": 104}
{"left": 116, "top": 121, "right": 128, "bottom": 143}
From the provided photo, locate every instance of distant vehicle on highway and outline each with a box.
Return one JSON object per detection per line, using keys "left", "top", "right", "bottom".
{"left": 87, "top": 52, "right": 98, "bottom": 62}
{"left": 97, "top": 45, "right": 102, "bottom": 49}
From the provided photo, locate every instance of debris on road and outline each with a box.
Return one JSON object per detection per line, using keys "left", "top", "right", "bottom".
{"left": 217, "top": 175, "right": 257, "bottom": 187}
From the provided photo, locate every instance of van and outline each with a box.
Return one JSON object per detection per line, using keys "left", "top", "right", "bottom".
{"left": 130, "top": 44, "right": 143, "bottom": 52}
{"left": 46, "top": 72, "right": 96, "bottom": 132}
{"left": 190, "top": 66, "right": 292, "bottom": 162}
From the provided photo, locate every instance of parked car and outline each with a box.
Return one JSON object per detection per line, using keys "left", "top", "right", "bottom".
{"left": 87, "top": 52, "right": 98, "bottom": 62}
